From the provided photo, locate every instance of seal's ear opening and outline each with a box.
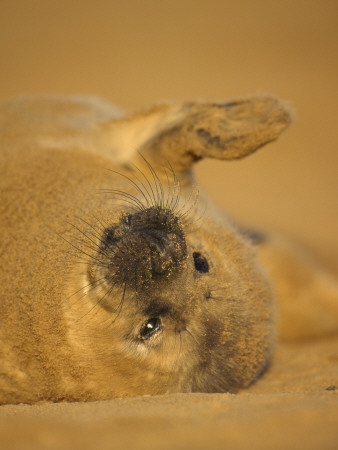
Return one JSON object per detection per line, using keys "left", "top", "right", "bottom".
{"left": 114, "top": 95, "right": 293, "bottom": 174}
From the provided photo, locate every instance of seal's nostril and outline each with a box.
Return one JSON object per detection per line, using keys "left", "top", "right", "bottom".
{"left": 121, "top": 214, "right": 133, "bottom": 226}
{"left": 143, "top": 230, "right": 178, "bottom": 275}
{"left": 101, "top": 226, "right": 118, "bottom": 247}
{"left": 126, "top": 214, "right": 133, "bottom": 226}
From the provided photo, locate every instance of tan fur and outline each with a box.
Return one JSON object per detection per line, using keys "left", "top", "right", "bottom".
{"left": 0, "top": 94, "right": 337, "bottom": 405}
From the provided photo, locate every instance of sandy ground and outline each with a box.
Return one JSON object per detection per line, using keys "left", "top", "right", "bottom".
{"left": 0, "top": 1, "right": 337, "bottom": 449}
{"left": 0, "top": 337, "right": 337, "bottom": 450}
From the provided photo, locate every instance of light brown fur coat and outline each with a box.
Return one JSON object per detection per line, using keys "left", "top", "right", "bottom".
{"left": 0, "top": 95, "right": 337, "bottom": 404}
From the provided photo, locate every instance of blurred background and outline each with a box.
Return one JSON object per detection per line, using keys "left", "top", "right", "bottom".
{"left": 1, "top": 0, "right": 337, "bottom": 272}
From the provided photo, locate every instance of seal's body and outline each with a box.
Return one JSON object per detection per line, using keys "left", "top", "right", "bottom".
{"left": 0, "top": 95, "right": 337, "bottom": 404}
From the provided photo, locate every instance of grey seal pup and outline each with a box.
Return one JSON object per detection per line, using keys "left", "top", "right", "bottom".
{"left": 1, "top": 94, "right": 337, "bottom": 404}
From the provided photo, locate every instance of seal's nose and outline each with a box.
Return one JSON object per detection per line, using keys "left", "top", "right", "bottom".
{"left": 127, "top": 207, "right": 187, "bottom": 279}
{"left": 101, "top": 206, "right": 187, "bottom": 287}
{"left": 140, "top": 229, "right": 182, "bottom": 276}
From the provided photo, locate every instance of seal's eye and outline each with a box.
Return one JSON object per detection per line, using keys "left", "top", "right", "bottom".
{"left": 193, "top": 252, "right": 209, "bottom": 273}
{"left": 139, "top": 318, "right": 161, "bottom": 340}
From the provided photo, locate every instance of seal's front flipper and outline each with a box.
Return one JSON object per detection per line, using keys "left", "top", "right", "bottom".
{"left": 110, "top": 95, "right": 292, "bottom": 173}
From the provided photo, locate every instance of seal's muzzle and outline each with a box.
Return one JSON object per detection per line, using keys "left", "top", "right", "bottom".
{"left": 100, "top": 206, "right": 187, "bottom": 288}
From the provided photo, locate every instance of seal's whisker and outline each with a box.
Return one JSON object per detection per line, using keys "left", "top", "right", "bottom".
{"left": 185, "top": 327, "right": 199, "bottom": 346}
{"left": 178, "top": 183, "right": 199, "bottom": 214}
{"left": 163, "top": 167, "right": 173, "bottom": 211}
{"left": 100, "top": 188, "right": 143, "bottom": 205}
{"left": 57, "top": 233, "right": 106, "bottom": 266}
{"left": 157, "top": 168, "right": 166, "bottom": 209}
{"left": 58, "top": 258, "right": 107, "bottom": 269}
{"left": 74, "top": 216, "right": 104, "bottom": 242}
{"left": 70, "top": 279, "right": 108, "bottom": 310}
{"left": 108, "top": 281, "right": 128, "bottom": 327}
{"left": 67, "top": 276, "right": 107, "bottom": 301}
{"left": 177, "top": 193, "right": 199, "bottom": 224}
{"left": 108, "top": 199, "right": 139, "bottom": 213}
{"left": 171, "top": 329, "right": 183, "bottom": 373}
{"left": 55, "top": 258, "right": 85, "bottom": 265}
{"left": 134, "top": 266, "right": 139, "bottom": 294}
{"left": 101, "top": 156, "right": 200, "bottom": 233}
{"left": 71, "top": 237, "right": 106, "bottom": 262}
{"left": 183, "top": 200, "right": 207, "bottom": 230}
{"left": 132, "top": 161, "right": 158, "bottom": 208}
{"left": 130, "top": 163, "right": 155, "bottom": 208}
{"left": 101, "top": 189, "right": 145, "bottom": 211}
{"left": 111, "top": 233, "right": 132, "bottom": 258}
{"left": 88, "top": 213, "right": 110, "bottom": 233}
{"left": 104, "top": 168, "right": 150, "bottom": 209}
{"left": 165, "top": 162, "right": 179, "bottom": 212}
{"left": 67, "top": 222, "right": 103, "bottom": 253}
{"left": 113, "top": 281, "right": 127, "bottom": 315}
{"left": 76, "top": 275, "right": 118, "bottom": 322}
{"left": 139, "top": 153, "right": 164, "bottom": 208}
{"left": 170, "top": 164, "right": 182, "bottom": 213}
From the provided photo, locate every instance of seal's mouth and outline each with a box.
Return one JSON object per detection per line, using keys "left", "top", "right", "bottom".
{"left": 99, "top": 206, "right": 187, "bottom": 289}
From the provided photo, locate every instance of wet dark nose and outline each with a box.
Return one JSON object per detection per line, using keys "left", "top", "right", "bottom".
{"left": 101, "top": 206, "right": 187, "bottom": 287}
{"left": 140, "top": 228, "right": 183, "bottom": 276}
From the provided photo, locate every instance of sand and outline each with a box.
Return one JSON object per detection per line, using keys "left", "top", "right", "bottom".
{"left": 0, "top": 337, "right": 337, "bottom": 450}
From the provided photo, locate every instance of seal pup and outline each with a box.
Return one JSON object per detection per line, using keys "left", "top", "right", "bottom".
{"left": 0, "top": 94, "right": 337, "bottom": 404}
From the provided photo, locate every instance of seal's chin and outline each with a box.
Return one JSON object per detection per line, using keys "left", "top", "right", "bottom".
{"left": 97, "top": 206, "right": 188, "bottom": 289}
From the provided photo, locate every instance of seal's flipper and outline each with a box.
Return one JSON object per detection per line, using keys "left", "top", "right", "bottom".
{"left": 113, "top": 95, "right": 292, "bottom": 173}
{"left": 256, "top": 235, "right": 338, "bottom": 341}
{"left": 1, "top": 95, "right": 292, "bottom": 175}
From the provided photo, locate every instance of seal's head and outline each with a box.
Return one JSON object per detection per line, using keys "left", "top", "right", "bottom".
{"left": 67, "top": 169, "right": 275, "bottom": 399}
